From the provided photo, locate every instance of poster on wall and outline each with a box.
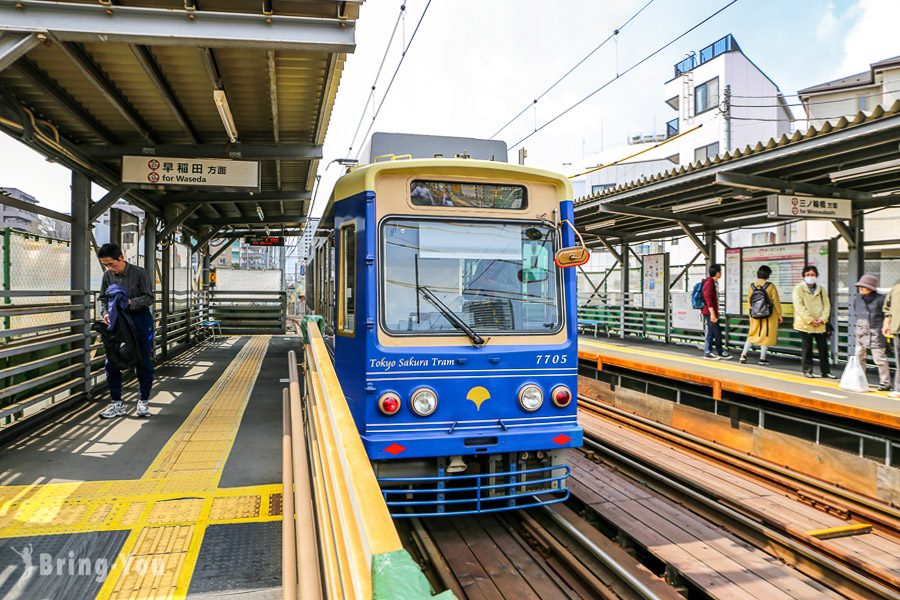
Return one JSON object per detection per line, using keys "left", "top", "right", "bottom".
{"left": 740, "top": 243, "right": 806, "bottom": 316}
{"left": 642, "top": 253, "right": 668, "bottom": 309}
{"left": 672, "top": 291, "right": 703, "bottom": 330}
{"left": 806, "top": 240, "right": 830, "bottom": 289}
{"left": 725, "top": 248, "right": 742, "bottom": 315}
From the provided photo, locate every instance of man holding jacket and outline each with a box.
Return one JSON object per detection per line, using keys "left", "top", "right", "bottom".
{"left": 97, "top": 243, "right": 155, "bottom": 418}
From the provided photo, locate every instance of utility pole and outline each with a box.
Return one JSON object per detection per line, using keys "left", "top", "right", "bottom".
{"left": 723, "top": 84, "right": 732, "bottom": 153}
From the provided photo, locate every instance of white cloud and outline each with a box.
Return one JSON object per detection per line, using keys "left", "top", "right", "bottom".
{"left": 838, "top": 0, "right": 900, "bottom": 74}
{"left": 816, "top": 1, "right": 839, "bottom": 39}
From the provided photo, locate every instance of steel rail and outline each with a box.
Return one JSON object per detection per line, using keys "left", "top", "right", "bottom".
{"left": 577, "top": 406, "right": 900, "bottom": 598}
{"left": 579, "top": 395, "right": 900, "bottom": 530}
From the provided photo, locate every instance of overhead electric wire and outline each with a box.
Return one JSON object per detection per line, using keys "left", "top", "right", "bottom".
{"left": 354, "top": 0, "right": 434, "bottom": 160}
{"left": 729, "top": 87, "right": 900, "bottom": 109}
{"left": 489, "top": 0, "right": 659, "bottom": 140}
{"left": 510, "top": 0, "right": 741, "bottom": 150}
{"left": 345, "top": 2, "right": 407, "bottom": 156}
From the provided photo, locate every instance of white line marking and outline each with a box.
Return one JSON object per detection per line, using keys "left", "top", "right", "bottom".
{"left": 809, "top": 390, "right": 848, "bottom": 399}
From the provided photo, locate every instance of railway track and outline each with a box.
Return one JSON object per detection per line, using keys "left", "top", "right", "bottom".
{"left": 577, "top": 394, "right": 900, "bottom": 599}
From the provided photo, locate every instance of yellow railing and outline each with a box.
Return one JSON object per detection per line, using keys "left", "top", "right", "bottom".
{"left": 284, "top": 323, "right": 453, "bottom": 599}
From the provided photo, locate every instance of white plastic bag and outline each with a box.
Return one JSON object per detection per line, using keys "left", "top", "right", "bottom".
{"left": 839, "top": 356, "right": 869, "bottom": 392}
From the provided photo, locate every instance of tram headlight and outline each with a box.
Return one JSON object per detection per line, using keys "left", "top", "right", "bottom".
{"left": 518, "top": 384, "right": 544, "bottom": 412}
{"left": 551, "top": 385, "right": 572, "bottom": 408}
{"left": 378, "top": 392, "right": 401, "bottom": 416}
{"left": 410, "top": 388, "right": 438, "bottom": 417}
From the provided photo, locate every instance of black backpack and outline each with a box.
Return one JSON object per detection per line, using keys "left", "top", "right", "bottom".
{"left": 749, "top": 282, "right": 773, "bottom": 319}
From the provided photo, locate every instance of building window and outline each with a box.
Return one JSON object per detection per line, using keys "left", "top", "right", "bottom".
{"left": 338, "top": 222, "right": 357, "bottom": 335}
{"left": 591, "top": 183, "right": 615, "bottom": 195}
{"left": 694, "top": 142, "right": 720, "bottom": 163}
{"left": 694, "top": 77, "right": 719, "bottom": 115}
{"left": 857, "top": 95, "right": 868, "bottom": 112}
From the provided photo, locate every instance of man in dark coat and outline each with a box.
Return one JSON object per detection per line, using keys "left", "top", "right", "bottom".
{"left": 97, "top": 243, "right": 155, "bottom": 418}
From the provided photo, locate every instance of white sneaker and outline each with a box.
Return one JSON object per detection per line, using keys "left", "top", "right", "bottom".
{"left": 890, "top": 391, "right": 900, "bottom": 399}
{"left": 99, "top": 402, "right": 125, "bottom": 419}
{"left": 136, "top": 401, "right": 151, "bottom": 418}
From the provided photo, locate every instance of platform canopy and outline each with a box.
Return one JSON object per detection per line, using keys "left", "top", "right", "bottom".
{"left": 575, "top": 101, "right": 900, "bottom": 245}
{"left": 0, "top": 0, "right": 362, "bottom": 239}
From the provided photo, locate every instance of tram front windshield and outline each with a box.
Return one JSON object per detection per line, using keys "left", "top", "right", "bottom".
{"left": 382, "top": 220, "right": 562, "bottom": 335}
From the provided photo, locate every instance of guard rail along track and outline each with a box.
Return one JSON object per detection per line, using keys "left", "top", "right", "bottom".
{"left": 282, "top": 320, "right": 455, "bottom": 599}
{"left": 578, "top": 393, "right": 900, "bottom": 599}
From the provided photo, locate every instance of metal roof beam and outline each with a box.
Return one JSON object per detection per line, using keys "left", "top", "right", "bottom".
{"left": 130, "top": 45, "right": 199, "bottom": 144}
{"left": 593, "top": 236, "right": 622, "bottom": 262}
{"left": 83, "top": 143, "right": 323, "bottom": 160}
{"left": 89, "top": 183, "right": 134, "bottom": 222}
{"left": 209, "top": 240, "right": 232, "bottom": 262}
{"left": 0, "top": 1, "right": 357, "bottom": 52}
{"left": 0, "top": 31, "right": 40, "bottom": 72}
{"left": 151, "top": 191, "right": 311, "bottom": 204}
{"left": 679, "top": 223, "right": 710, "bottom": 260}
{"left": 831, "top": 220, "right": 854, "bottom": 244}
{"left": 191, "top": 225, "right": 224, "bottom": 252}
{"left": 597, "top": 202, "right": 715, "bottom": 225}
{"left": 266, "top": 50, "right": 282, "bottom": 193}
{"left": 11, "top": 58, "right": 119, "bottom": 144}
{"left": 0, "top": 188, "right": 71, "bottom": 223}
{"left": 55, "top": 41, "right": 157, "bottom": 143}
{"left": 187, "top": 215, "right": 307, "bottom": 226}
{"left": 158, "top": 204, "right": 201, "bottom": 239}
{"left": 715, "top": 171, "right": 872, "bottom": 201}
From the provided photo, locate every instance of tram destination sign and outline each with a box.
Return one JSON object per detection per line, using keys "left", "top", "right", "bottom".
{"left": 766, "top": 194, "right": 851, "bottom": 220}
{"left": 245, "top": 236, "right": 284, "bottom": 247}
{"left": 122, "top": 156, "right": 260, "bottom": 190}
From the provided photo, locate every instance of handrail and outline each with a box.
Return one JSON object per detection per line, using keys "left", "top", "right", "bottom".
{"left": 297, "top": 323, "right": 454, "bottom": 599}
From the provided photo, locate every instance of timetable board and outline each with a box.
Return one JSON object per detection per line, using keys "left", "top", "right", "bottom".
{"left": 740, "top": 243, "right": 805, "bottom": 317}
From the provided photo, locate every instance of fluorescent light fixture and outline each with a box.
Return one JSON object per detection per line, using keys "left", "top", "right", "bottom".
{"left": 671, "top": 197, "right": 723, "bottom": 213}
{"left": 584, "top": 219, "right": 617, "bottom": 231}
{"left": 329, "top": 158, "right": 360, "bottom": 167}
{"left": 829, "top": 158, "right": 900, "bottom": 183}
{"left": 213, "top": 89, "right": 238, "bottom": 143}
{"left": 256, "top": 205, "right": 265, "bottom": 221}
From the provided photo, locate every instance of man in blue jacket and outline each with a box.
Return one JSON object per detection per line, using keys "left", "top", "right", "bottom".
{"left": 97, "top": 243, "right": 155, "bottom": 419}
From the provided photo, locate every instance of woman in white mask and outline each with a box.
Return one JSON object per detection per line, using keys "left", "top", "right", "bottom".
{"left": 792, "top": 265, "right": 835, "bottom": 379}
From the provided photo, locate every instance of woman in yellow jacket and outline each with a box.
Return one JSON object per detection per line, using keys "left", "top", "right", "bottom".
{"left": 792, "top": 265, "right": 835, "bottom": 379}
{"left": 740, "top": 265, "right": 782, "bottom": 364}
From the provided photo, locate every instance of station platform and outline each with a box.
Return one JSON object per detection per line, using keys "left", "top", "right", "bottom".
{"left": 579, "top": 336, "right": 900, "bottom": 431}
{"left": 0, "top": 335, "right": 296, "bottom": 599}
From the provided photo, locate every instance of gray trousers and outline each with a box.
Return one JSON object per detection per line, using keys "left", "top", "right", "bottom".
{"left": 855, "top": 342, "right": 891, "bottom": 386}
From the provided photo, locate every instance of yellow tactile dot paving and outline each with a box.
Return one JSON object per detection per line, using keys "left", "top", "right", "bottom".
{"left": 146, "top": 499, "right": 205, "bottom": 525}
{"left": 209, "top": 495, "right": 260, "bottom": 520}
{"left": 109, "top": 525, "right": 195, "bottom": 600}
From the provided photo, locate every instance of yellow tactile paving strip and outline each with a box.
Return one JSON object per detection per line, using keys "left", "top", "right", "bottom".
{"left": 0, "top": 336, "right": 283, "bottom": 599}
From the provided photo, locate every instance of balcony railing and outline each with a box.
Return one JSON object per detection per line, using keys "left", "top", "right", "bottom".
{"left": 673, "top": 34, "right": 739, "bottom": 78}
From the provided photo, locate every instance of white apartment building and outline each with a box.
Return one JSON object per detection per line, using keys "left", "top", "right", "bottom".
{"left": 798, "top": 55, "right": 900, "bottom": 247}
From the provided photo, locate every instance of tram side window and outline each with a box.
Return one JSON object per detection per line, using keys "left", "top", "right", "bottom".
{"left": 338, "top": 224, "right": 357, "bottom": 335}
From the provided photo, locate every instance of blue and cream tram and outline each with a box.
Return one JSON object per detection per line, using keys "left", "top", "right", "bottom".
{"left": 305, "top": 140, "right": 585, "bottom": 516}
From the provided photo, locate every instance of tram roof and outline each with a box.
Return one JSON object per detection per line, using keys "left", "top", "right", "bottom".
{"left": 0, "top": 0, "right": 362, "bottom": 238}
{"left": 574, "top": 100, "right": 900, "bottom": 245}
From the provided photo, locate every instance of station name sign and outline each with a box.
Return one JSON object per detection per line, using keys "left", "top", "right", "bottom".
{"left": 122, "top": 156, "right": 260, "bottom": 190}
{"left": 767, "top": 194, "right": 852, "bottom": 220}
{"left": 245, "top": 236, "right": 284, "bottom": 247}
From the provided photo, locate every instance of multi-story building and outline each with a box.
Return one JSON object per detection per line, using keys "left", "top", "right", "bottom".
{"left": 798, "top": 56, "right": 900, "bottom": 129}
{"left": 0, "top": 188, "right": 40, "bottom": 234}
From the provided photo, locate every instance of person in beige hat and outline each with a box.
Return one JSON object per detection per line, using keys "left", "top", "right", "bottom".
{"left": 853, "top": 273, "right": 890, "bottom": 391}
{"left": 882, "top": 278, "right": 900, "bottom": 397}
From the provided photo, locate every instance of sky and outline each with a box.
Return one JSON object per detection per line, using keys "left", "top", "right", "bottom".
{"left": 1, "top": 0, "right": 899, "bottom": 217}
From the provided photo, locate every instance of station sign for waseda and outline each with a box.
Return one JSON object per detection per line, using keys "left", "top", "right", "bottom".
{"left": 766, "top": 194, "right": 852, "bottom": 220}
{"left": 121, "top": 156, "right": 260, "bottom": 190}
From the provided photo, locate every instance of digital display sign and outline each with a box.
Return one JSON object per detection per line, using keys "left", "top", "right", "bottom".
{"left": 245, "top": 236, "right": 284, "bottom": 247}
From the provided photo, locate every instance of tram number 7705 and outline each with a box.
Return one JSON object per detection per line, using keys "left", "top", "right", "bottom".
{"left": 536, "top": 354, "right": 568, "bottom": 365}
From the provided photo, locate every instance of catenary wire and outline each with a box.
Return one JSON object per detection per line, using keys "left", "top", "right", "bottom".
{"left": 510, "top": 0, "right": 741, "bottom": 150}
{"left": 489, "top": 0, "right": 659, "bottom": 140}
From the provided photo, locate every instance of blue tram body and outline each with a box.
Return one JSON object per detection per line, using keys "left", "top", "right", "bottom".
{"left": 307, "top": 154, "right": 583, "bottom": 516}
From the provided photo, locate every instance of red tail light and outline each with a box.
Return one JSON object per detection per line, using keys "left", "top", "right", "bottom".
{"left": 378, "top": 392, "right": 401, "bottom": 416}
{"left": 551, "top": 385, "right": 572, "bottom": 408}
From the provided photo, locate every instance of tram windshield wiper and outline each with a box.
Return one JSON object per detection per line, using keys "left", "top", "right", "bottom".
{"left": 417, "top": 285, "right": 485, "bottom": 346}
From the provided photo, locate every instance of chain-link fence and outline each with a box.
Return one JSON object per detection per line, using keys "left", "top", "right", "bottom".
{"left": 1, "top": 228, "right": 103, "bottom": 332}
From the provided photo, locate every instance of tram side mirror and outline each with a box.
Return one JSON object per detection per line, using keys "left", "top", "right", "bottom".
{"left": 554, "top": 246, "right": 590, "bottom": 268}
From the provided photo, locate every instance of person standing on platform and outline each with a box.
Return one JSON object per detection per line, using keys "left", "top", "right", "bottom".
{"left": 852, "top": 274, "right": 890, "bottom": 391}
{"left": 792, "top": 265, "right": 835, "bottom": 379}
{"left": 740, "top": 265, "right": 782, "bottom": 365}
{"left": 97, "top": 243, "right": 155, "bottom": 419}
{"left": 883, "top": 278, "right": 900, "bottom": 398}
{"left": 701, "top": 264, "right": 732, "bottom": 360}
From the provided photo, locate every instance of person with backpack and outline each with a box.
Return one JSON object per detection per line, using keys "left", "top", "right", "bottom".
{"left": 740, "top": 265, "right": 782, "bottom": 364}
{"left": 698, "top": 264, "right": 731, "bottom": 360}
{"left": 852, "top": 274, "right": 890, "bottom": 391}
{"left": 792, "top": 265, "right": 835, "bottom": 379}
